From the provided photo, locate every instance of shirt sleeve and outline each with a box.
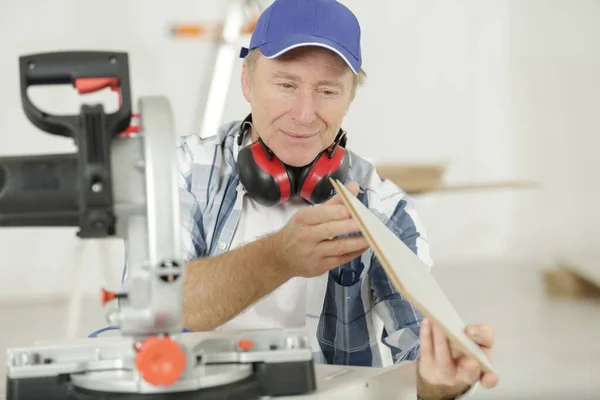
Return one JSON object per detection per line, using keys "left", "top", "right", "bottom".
{"left": 454, "top": 382, "right": 480, "bottom": 400}
{"left": 369, "top": 191, "right": 433, "bottom": 364}
{"left": 417, "top": 382, "right": 480, "bottom": 400}
{"left": 177, "top": 140, "right": 208, "bottom": 261}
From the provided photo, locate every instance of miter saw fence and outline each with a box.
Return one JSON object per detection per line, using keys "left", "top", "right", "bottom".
{"left": 0, "top": 51, "right": 316, "bottom": 399}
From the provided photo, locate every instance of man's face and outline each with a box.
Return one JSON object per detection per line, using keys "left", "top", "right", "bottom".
{"left": 241, "top": 47, "right": 355, "bottom": 167}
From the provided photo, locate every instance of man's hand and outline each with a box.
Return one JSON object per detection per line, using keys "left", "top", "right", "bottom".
{"left": 272, "top": 181, "right": 369, "bottom": 279}
{"left": 417, "top": 318, "right": 499, "bottom": 399}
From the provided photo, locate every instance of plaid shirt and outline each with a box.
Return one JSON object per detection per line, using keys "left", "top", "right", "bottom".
{"left": 177, "top": 119, "right": 434, "bottom": 368}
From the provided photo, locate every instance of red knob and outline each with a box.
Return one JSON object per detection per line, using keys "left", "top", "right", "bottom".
{"left": 135, "top": 336, "right": 186, "bottom": 386}
{"left": 101, "top": 288, "right": 116, "bottom": 306}
{"left": 238, "top": 339, "right": 254, "bottom": 351}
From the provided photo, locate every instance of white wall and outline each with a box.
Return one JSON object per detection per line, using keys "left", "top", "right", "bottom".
{"left": 508, "top": 0, "right": 600, "bottom": 263}
{"left": 0, "top": 0, "right": 598, "bottom": 302}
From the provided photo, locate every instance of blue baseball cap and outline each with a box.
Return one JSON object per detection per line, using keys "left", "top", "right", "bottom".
{"left": 240, "top": 0, "right": 362, "bottom": 74}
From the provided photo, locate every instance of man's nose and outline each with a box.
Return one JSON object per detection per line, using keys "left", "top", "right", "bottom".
{"left": 291, "top": 90, "right": 317, "bottom": 125}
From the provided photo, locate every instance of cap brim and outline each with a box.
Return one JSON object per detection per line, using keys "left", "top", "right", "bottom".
{"left": 258, "top": 34, "right": 360, "bottom": 74}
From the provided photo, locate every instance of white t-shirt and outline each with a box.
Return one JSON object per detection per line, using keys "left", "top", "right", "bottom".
{"left": 214, "top": 193, "right": 309, "bottom": 332}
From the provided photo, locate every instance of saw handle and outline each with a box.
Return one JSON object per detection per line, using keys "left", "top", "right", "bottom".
{"left": 19, "top": 51, "right": 132, "bottom": 139}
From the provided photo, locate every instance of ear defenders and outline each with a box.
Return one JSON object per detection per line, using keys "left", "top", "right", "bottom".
{"left": 236, "top": 117, "right": 350, "bottom": 207}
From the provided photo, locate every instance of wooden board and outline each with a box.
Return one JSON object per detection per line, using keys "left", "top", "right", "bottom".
{"left": 558, "top": 256, "right": 600, "bottom": 290}
{"left": 541, "top": 267, "right": 600, "bottom": 298}
{"left": 374, "top": 162, "right": 539, "bottom": 195}
{"left": 330, "top": 179, "right": 496, "bottom": 375}
{"left": 375, "top": 163, "right": 446, "bottom": 194}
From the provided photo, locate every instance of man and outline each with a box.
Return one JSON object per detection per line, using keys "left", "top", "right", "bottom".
{"left": 178, "top": 0, "right": 499, "bottom": 398}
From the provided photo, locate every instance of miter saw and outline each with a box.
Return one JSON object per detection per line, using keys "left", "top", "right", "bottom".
{"left": 0, "top": 50, "right": 318, "bottom": 400}
{"left": 0, "top": 51, "right": 417, "bottom": 400}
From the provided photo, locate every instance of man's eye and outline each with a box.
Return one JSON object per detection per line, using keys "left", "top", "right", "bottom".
{"left": 279, "top": 83, "right": 295, "bottom": 89}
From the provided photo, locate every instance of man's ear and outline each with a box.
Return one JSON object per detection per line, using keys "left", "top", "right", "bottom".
{"left": 241, "top": 62, "right": 252, "bottom": 103}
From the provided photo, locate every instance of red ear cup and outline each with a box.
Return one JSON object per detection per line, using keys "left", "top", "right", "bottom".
{"left": 237, "top": 126, "right": 349, "bottom": 206}
{"left": 298, "top": 146, "right": 349, "bottom": 204}
{"left": 237, "top": 140, "right": 295, "bottom": 207}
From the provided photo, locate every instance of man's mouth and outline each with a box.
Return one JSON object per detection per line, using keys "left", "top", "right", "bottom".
{"left": 280, "top": 129, "right": 318, "bottom": 140}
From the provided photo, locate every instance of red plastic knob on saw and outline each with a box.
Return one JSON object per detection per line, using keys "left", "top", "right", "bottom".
{"left": 101, "top": 288, "right": 128, "bottom": 306}
{"left": 135, "top": 336, "right": 186, "bottom": 386}
{"left": 101, "top": 288, "right": 116, "bottom": 306}
{"left": 238, "top": 339, "right": 254, "bottom": 351}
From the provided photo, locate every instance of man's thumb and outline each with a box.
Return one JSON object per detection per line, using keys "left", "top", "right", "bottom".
{"left": 325, "top": 180, "right": 360, "bottom": 205}
{"left": 345, "top": 181, "right": 360, "bottom": 197}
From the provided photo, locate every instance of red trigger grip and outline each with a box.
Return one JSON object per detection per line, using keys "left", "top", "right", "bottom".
{"left": 74, "top": 78, "right": 119, "bottom": 94}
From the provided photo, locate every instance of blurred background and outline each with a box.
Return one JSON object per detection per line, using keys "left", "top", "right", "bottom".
{"left": 1, "top": 0, "right": 599, "bottom": 398}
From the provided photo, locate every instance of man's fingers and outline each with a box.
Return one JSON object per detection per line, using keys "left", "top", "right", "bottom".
{"left": 314, "top": 219, "right": 361, "bottom": 241}
{"left": 480, "top": 372, "right": 500, "bottom": 389}
{"left": 432, "top": 323, "right": 456, "bottom": 378}
{"left": 319, "top": 235, "right": 369, "bottom": 257}
{"left": 465, "top": 324, "right": 494, "bottom": 348}
{"left": 418, "top": 318, "right": 436, "bottom": 377}
{"left": 325, "top": 181, "right": 360, "bottom": 206}
{"left": 301, "top": 204, "right": 351, "bottom": 225}
{"left": 455, "top": 351, "right": 498, "bottom": 389}
{"left": 345, "top": 181, "right": 360, "bottom": 197}
{"left": 455, "top": 357, "right": 481, "bottom": 386}
{"left": 325, "top": 194, "right": 343, "bottom": 206}
{"left": 481, "top": 346, "right": 494, "bottom": 364}
{"left": 324, "top": 248, "right": 369, "bottom": 269}
{"left": 449, "top": 341, "right": 464, "bottom": 359}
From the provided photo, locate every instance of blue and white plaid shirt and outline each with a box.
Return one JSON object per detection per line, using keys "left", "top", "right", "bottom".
{"left": 177, "top": 119, "right": 434, "bottom": 368}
